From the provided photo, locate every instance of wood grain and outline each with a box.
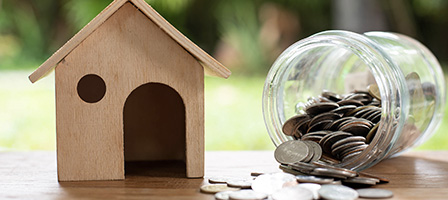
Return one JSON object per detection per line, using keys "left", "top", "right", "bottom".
{"left": 0, "top": 151, "right": 447, "bottom": 199}
{"left": 28, "top": 0, "right": 230, "bottom": 83}
{"left": 55, "top": 2, "right": 203, "bottom": 181}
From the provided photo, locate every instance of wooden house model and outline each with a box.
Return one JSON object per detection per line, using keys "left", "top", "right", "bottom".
{"left": 28, "top": 0, "right": 230, "bottom": 181}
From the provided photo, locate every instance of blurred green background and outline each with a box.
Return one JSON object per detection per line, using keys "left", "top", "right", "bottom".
{"left": 0, "top": 0, "right": 447, "bottom": 151}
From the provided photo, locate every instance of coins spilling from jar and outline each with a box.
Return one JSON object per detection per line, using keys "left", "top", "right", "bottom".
{"left": 282, "top": 85, "right": 382, "bottom": 163}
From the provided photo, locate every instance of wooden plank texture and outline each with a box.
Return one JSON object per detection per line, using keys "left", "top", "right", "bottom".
{"left": 0, "top": 151, "right": 447, "bottom": 199}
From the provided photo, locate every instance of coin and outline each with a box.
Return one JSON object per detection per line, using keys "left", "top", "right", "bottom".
{"left": 358, "top": 171, "right": 390, "bottom": 183}
{"left": 320, "top": 131, "right": 353, "bottom": 154}
{"left": 305, "top": 102, "right": 339, "bottom": 116}
{"left": 367, "top": 84, "right": 381, "bottom": 100}
{"left": 215, "top": 191, "right": 236, "bottom": 200}
{"left": 311, "top": 167, "right": 356, "bottom": 179}
{"left": 296, "top": 175, "right": 334, "bottom": 184}
{"left": 331, "top": 105, "right": 357, "bottom": 115}
{"left": 356, "top": 188, "right": 393, "bottom": 199}
{"left": 365, "top": 123, "right": 379, "bottom": 144}
{"left": 200, "top": 184, "right": 240, "bottom": 194}
{"left": 303, "top": 141, "right": 322, "bottom": 162}
{"left": 227, "top": 180, "right": 253, "bottom": 189}
{"left": 342, "top": 177, "right": 377, "bottom": 186}
{"left": 209, "top": 177, "right": 239, "bottom": 184}
{"left": 297, "top": 183, "right": 321, "bottom": 200}
{"left": 318, "top": 185, "right": 358, "bottom": 200}
{"left": 337, "top": 99, "right": 364, "bottom": 107}
{"left": 274, "top": 140, "right": 310, "bottom": 164}
{"left": 331, "top": 136, "right": 366, "bottom": 150}
{"left": 251, "top": 173, "right": 297, "bottom": 195}
{"left": 271, "top": 185, "right": 314, "bottom": 200}
{"left": 282, "top": 114, "right": 310, "bottom": 136}
{"left": 228, "top": 189, "right": 268, "bottom": 200}
{"left": 279, "top": 164, "right": 307, "bottom": 176}
{"left": 332, "top": 141, "right": 366, "bottom": 158}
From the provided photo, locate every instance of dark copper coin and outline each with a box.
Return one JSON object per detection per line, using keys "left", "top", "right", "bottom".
{"left": 322, "top": 90, "right": 342, "bottom": 102}
{"left": 365, "top": 123, "right": 379, "bottom": 144}
{"left": 294, "top": 119, "right": 311, "bottom": 138}
{"left": 309, "top": 112, "right": 341, "bottom": 126}
{"left": 305, "top": 102, "right": 339, "bottom": 116}
{"left": 345, "top": 106, "right": 376, "bottom": 116}
{"left": 337, "top": 99, "right": 364, "bottom": 107}
{"left": 339, "top": 124, "right": 371, "bottom": 137}
{"left": 320, "top": 131, "right": 353, "bottom": 154}
{"left": 339, "top": 144, "right": 368, "bottom": 159}
{"left": 331, "top": 136, "right": 366, "bottom": 149}
{"left": 307, "top": 120, "right": 333, "bottom": 133}
{"left": 332, "top": 141, "right": 366, "bottom": 158}
{"left": 282, "top": 114, "right": 310, "bottom": 136}
{"left": 329, "top": 117, "right": 356, "bottom": 131}
{"left": 354, "top": 107, "right": 377, "bottom": 118}
{"left": 342, "top": 151, "right": 363, "bottom": 163}
{"left": 330, "top": 105, "right": 357, "bottom": 115}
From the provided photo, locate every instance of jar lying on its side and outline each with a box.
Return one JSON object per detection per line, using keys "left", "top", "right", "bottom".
{"left": 263, "top": 30, "right": 446, "bottom": 171}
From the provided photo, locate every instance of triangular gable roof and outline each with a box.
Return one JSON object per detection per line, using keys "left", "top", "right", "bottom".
{"left": 29, "top": 0, "right": 231, "bottom": 83}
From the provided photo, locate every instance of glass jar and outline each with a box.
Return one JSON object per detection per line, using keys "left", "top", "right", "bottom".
{"left": 263, "top": 30, "right": 446, "bottom": 171}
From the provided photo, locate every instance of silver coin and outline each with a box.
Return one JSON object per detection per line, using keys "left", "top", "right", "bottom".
{"left": 303, "top": 141, "right": 322, "bottom": 162}
{"left": 227, "top": 180, "right": 253, "bottom": 189}
{"left": 271, "top": 185, "right": 314, "bottom": 200}
{"left": 274, "top": 140, "right": 310, "bottom": 164}
{"left": 297, "top": 183, "right": 321, "bottom": 200}
{"left": 296, "top": 175, "right": 334, "bottom": 184}
{"left": 342, "top": 177, "right": 377, "bottom": 186}
{"left": 288, "top": 162, "right": 318, "bottom": 173}
{"left": 215, "top": 191, "right": 236, "bottom": 200}
{"left": 279, "top": 164, "right": 307, "bottom": 176}
{"left": 311, "top": 168, "right": 356, "bottom": 179}
{"left": 251, "top": 173, "right": 297, "bottom": 195}
{"left": 200, "top": 184, "right": 240, "bottom": 194}
{"left": 302, "top": 141, "right": 316, "bottom": 163}
{"left": 209, "top": 177, "right": 239, "bottom": 184}
{"left": 318, "top": 185, "right": 358, "bottom": 200}
{"left": 356, "top": 188, "right": 394, "bottom": 199}
{"left": 228, "top": 189, "right": 267, "bottom": 200}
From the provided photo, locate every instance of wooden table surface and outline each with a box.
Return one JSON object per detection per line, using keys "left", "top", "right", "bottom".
{"left": 0, "top": 151, "right": 447, "bottom": 199}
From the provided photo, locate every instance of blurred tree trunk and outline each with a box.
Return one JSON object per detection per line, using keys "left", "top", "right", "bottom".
{"left": 332, "top": 0, "right": 388, "bottom": 33}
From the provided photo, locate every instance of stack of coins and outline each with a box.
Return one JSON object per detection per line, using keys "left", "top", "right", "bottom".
{"left": 282, "top": 84, "right": 382, "bottom": 163}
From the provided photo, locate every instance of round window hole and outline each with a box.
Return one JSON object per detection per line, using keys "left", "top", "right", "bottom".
{"left": 77, "top": 74, "right": 106, "bottom": 103}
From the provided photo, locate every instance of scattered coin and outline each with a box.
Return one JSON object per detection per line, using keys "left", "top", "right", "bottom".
{"left": 271, "top": 185, "right": 314, "bottom": 200}
{"left": 200, "top": 184, "right": 240, "bottom": 194}
{"left": 251, "top": 173, "right": 296, "bottom": 195}
{"left": 356, "top": 188, "right": 394, "bottom": 199}
{"left": 209, "top": 177, "right": 238, "bottom": 184}
{"left": 274, "top": 140, "right": 310, "bottom": 164}
{"left": 296, "top": 175, "right": 334, "bottom": 184}
{"left": 342, "top": 177, "right": 378, "bottom": 186}
{"left": 228, "top": 189, "right": 267, "bottom": 200}
{"left": 215, "top": 191, "right": 236, "bottom": 200}
{"left": 227, "top": 180, "right": 253, "bottom": 189}
{"left": 358, "top": 171, "right": 390, "bottom": 183}
{"left": 297, "top": 183, "right": 321, "bottom": 200}
{"left": 318, "top": 185, "right": 358, "bottom": 200}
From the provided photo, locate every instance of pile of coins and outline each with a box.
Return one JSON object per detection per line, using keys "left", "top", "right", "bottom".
{"left": 200, "top": 171, "right": 392, "bottom": 200}
{"left": 282, "top": 84, "right": 382, "bottom": 163}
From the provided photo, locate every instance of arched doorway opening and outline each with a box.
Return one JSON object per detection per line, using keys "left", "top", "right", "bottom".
{"left": 123, "top": 83, "right": 186, "bottom": 177}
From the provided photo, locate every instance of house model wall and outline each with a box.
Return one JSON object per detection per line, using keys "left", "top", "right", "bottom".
{"left": 29, "top": 0, "right": 230, "bottom": 181}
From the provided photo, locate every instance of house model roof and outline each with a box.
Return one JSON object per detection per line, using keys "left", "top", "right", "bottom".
{"left": 28, "top": 0, "right": 231, "bottom": 83}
